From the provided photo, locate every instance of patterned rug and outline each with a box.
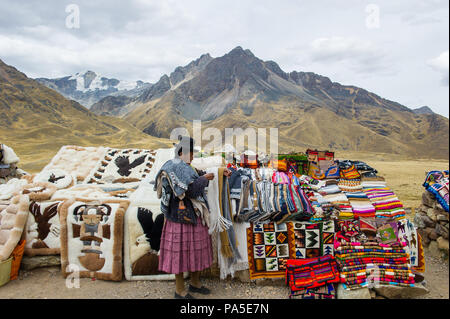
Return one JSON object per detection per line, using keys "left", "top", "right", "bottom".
{"left": 292, "top": 220, "right": 335, "bottom": 259}
{"left": 123, "top": 204, "right": 174, "bottom": 281}
{"left": 84, "top": 148, "right": 156, "bottom": 184}
{"left": 42, "top": 146, "right": 107, "bottom": 182}
{"left": 246, "top": 222, "right": 296, "bottom": 279}
{"left": 59, "top": 198, "right": 129, "bottom": 281}
{"left": 24, "top": 200, "right": 63, "bottom": 256}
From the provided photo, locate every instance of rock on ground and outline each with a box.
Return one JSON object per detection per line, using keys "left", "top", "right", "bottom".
{"left": 374, "top": 284, "right": 429, "bottom": 299}
{"left": 20, "top": 255, "right": 61, "bottom": 271}
{"left": 336, "top": 284, "right": 371, "bottom": 299}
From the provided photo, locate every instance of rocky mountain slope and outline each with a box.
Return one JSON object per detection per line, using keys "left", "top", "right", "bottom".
{"left": 35, "top": 71, "right": 151, "bottom": 108}
{"left": 0, "top": 59, "right": 171, "bottom": 172}
{"left": 120, "top": 47, "right": 448, "bottom": 159}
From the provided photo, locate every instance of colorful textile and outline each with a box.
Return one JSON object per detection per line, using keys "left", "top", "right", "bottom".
{"left": 340, "top": 165, "right": 361, "bottom": 180}
{"left": 423, "top": 170, "right": 449, "bottom": 212}
{"left": 363, "top": 187, "right": 406, "bottom": 220}
{"left": 286, "top": 256, "right": 340, "bottom": 297}
{"left": 246, "top": 222, "right": 296, "bottom": 279}
{"left": 335, "top": 243, "right": 415, "bottom": 290}
{"left": 338, "top": 179, "right": 362, "bottom": 193}
{"left": 377, "top": 222, "right": 399, "bottom": 244}
{"left": 396, "top": 219, "right": 419, "bottom": 267}
{"left": 289, "top": 283, "right": 336, "bottom": 299}
{"left": 292, "top": 221, "right": 335, "bottom": 258}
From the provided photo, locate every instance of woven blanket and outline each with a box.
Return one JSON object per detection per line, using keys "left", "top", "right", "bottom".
{"left": 42, "top": 145, "right": 107, "bottom": 182}
{"left": 290, "top": 283, "right": 336, "bottom": 299}
{"left": 335, "top": 243, "right": 415, "bottom": 289}
{"left": 338, "top": 179, "right": 362, "bottom": 193}
{"left": 293, "top": 220, "right": 335, "bottom": 258}
{"left": 396, "top": 219, "right": 419, "bottom": 267}
{"left": 246, "top": 222, "right": 296, "bottom": 279}
{"left": 363, "top": 187, "right": 406, "bottom": 220}
{"left": 59, "top": 198, "right": 129, "bottom": 281}
{"left": 0, "top": 195, "right": 29, "bottom": 261}
{"left": 85, "top": 148, "right": 156, "bottom": 184}
{"left": 23, "top": 200, "right": 64, "bottom": 256}
{"left": 423, "top": 170, "right": 449, "bottom": 212}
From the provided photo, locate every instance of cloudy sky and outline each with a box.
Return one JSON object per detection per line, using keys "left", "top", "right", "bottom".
{"left": 0, "top": 0, "right": 448, "bottom": 116}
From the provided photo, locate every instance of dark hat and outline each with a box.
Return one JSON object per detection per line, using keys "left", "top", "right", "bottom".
{"left": 174, "top": 135, "right": 197, "bottom": 156}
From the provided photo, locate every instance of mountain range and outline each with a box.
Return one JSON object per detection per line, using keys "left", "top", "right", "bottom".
{"left": 35, "top": 71, "right": 151, "bottom": 108}
{"left": 108, "top": 46, "right": 448, "bottom": 158}
{"left": 1, "top": 46, "right": 449, "bottom": 167}
{"left": 0, "top": 59, "right": 171, "bottom": 172}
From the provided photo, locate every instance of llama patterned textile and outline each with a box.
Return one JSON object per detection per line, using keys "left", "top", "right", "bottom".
{"left": 84, "top": 148, "right": 156, "bottom": 184}
{"left": 59, "top": 198, "right": 129, "bottom": 281}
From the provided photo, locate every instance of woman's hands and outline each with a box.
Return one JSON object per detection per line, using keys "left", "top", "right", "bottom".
{"left": 223, "top": 168, "right": 232, "bottom": 177}
{"left": 203, "top": 169, "right": 232, "bottom": 181}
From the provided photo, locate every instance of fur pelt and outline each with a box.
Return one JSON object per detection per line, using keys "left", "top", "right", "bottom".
{"left": 0, "top": 195, "right": 30, "bottom": 261}
{"left": 43, "top": 145, "right": 107, "bottom": 182}
{"left": 123, "top": 204, "right": 175, "bottom": 281}
{"left": 0, "top": 144, "right": 20, "bottom": 165}
{"left": 59, "top": 198, "right": 129, "bottom": 281}
{"left": 34, "top": 169, "right": 74, "bottom": 190}
{"left": 24, "top": 200, "right": 64, "bottom": 256}
{"left": 15, "top": 182, "right": 57, "bottom": 201}
{"left": 84, "top": 148, "right": 156, "bottom": 184}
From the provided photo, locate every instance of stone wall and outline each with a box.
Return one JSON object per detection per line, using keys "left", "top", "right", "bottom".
{"left": 414, "top": 191, "right": 449, "bottom": 255}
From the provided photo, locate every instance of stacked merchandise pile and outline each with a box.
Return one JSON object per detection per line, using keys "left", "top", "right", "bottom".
{"left": 362, "top": 180, "right": 406, "bottom": 220}
{"left": 334, "top": 218, "right": 417, "bottom": 290}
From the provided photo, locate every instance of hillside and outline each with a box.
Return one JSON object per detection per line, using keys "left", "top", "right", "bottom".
{"left": 121, "top": 47, "right": 449, "bottom": 159}
{"left": 0, "top": 59, "right": 172, "bottom": 173}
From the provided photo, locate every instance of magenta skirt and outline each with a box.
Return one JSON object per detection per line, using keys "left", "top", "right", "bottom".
{"left": 158, "top": 219, "right": 213, "bottom": 274}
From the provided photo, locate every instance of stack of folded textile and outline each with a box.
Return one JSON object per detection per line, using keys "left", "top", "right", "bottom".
{"left": 335, "top": 242, "right": 415, "bottom": 290}
{"left": 338, "top": 179, "right": 363, "bottom": 193}
{"left": 323, "top": 193, "right": 354, "bottom": 220}
{"left": 363, "top": 187, "right": 406, "bottom": 220}
{"left": 346, "top": 192, "right": 376, "bottom": 219}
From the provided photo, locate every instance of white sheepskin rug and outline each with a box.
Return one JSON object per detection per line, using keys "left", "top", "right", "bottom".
{"left": 23, "top": 200, "right": 64, "bottom": 256}
{"left": 83, "top": 148, "right": 157, "bottom": 184}
{"left": 42, "top": 146, "right": 107, "bottom": 182}
{"left": 34, "top": 169, "right": 74, "bottom": 190}
{"left": 59, "top": 198, "right": 129, "bottom": 281}
{"left": 124, "top": 204, "right": 174, "bottom": 281}
{"left": 0, "top": 195, "right": 29, "bottom": 261}
{"left": 0, "top": 178, "right": 28, "bottom": 201}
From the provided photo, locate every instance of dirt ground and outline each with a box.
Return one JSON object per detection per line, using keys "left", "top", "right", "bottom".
{"left": 0, "top": 249, "right": 447, "bottom": 299}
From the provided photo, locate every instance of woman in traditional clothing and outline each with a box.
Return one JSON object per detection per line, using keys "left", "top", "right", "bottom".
{"left": 154, "top": 136, "right": 231, "bottom": 299}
